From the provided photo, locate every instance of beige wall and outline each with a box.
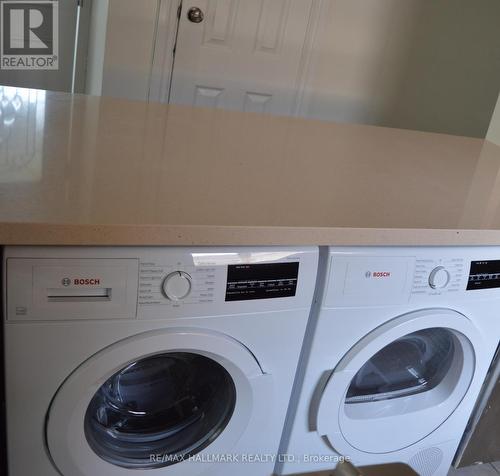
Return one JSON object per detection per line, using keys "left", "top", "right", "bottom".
{"left": 303, "top": 0, "right": 500, "bottom": 138}
{"left": 88, "top": 0, "right": 500, "bottom": 138}
{"left": 487, "top": 94, "right": 500, "bottom": 145}
{"left": 302, "top": 0, "right": 420, "bottom": 125}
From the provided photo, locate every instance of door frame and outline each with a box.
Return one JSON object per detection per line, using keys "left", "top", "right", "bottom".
{"left": 73, "top": 0, "right": 93, "bottom": 93}
{"left": 149, "top": 0, "right": 183, "bottom": 104}
{"left": 148, "top": 0, "right": 329, "bottom": 117}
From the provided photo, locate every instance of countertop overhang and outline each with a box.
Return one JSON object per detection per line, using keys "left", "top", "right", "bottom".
{"left": 1, "top": 87, "right": 500, "bottom": 246}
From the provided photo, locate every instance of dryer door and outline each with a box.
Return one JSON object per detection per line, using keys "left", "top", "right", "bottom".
{"left": 316, "top": 309, "right": 480, "bottom": 455}
{"left": 46, "top": 328, "right": 272, "bottom": 476}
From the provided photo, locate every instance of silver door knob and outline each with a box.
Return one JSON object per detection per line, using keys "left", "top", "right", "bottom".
{"left": 187, "top": 7, "right": 204, "bottom": 23}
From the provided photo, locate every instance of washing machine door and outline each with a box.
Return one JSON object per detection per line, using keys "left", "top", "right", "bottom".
{"left": 316, "top": 309, "right": 480, "bottom": 455}
{"left": 46, "top": 328, "right": 271, "bottom": 476}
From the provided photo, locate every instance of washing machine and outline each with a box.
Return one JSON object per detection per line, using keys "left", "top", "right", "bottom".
{"left": 2, "top": 245, "right": 318, "bottom": 476}
{"left": 277, "top": 246, "right": 500, "bottom": 476}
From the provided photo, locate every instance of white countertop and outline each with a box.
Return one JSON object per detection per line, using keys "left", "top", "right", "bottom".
{"left": 1, "top": 87, "right": 500, "bottom": 246}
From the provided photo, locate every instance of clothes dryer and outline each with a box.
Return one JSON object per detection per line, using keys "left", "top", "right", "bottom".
{"left": 278, "top": 247, "right": 500, "bottom": 476}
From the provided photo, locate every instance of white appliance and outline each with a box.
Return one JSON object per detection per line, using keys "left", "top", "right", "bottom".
{"left": 277, "top": 246, "right": 500, "bottom": 476}
{"left": 2, "top": 246, "right": 318, "bottom": 476}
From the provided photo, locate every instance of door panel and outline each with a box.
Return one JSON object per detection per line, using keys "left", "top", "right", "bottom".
{"left": 194, "top": 85, "right": 224, "bottom": 107}
{"left": 244, "top": 92, "right": 272, "bottom": 113}
{"left": 46, "top": 329, "right": 271, "bottom": 476}
{"left": 254, "top": 0, "right": 290, "bottom": 55}
{"left": 169, "top": 0, "right": 313, "bottom": 115}
{"left": 203, "top": 0, "right": 238, "bottom": 47}
{"left": 316, "top": 310, "right": 480, "bottom": 455}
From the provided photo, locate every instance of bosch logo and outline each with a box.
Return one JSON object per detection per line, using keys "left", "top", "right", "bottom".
{"left": 365, "top": 271, "right": 391, "bottom": 278}
{"left": 62, "top": 278, "right": 101, "bottom": 286}
{"left": 73, "top": 278, "right": 101, "bottom": 286}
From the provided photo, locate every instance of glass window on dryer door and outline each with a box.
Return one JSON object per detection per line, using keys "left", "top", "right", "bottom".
{"left": 346, "top": 328, "right": 455, "bottom": 403}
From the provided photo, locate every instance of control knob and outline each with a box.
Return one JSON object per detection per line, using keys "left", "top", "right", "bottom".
{"left": 428, "top": 266, "right": 450, "bottom": 290}
{"left": 162, "top": 271, "right": 192, "bottom": 301}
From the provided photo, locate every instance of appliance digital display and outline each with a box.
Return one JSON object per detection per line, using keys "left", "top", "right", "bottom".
{"left": 225, "top": 262, "right": 299, "bottom": 301}
{"left": 467, "top": 260, "right": 500, "bottom": 290}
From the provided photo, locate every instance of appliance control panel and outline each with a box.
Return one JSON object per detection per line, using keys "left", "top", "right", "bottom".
{"left": 138, "top": 262, "right": 216, "bottom": 306}
{"left": 137, "top": 259, "right": 302, "bottom": 310}
{"left": 128, "top": 248, "right": 315, "bottom": 319}
{"left": 326, "top": 248, "right": 500, "bottom": 308}
{"left": 225, "top": 262, "right": 299, "bottom": 301}
{"left": 3, "top": 247, "right": 318, "bottom": 322}
{"left": 411, "top": 258, "right": 466, "bottom": 297}
{"left": 130, "top": 248, "right": 316, "bottom": 320}
{"left": 467, "top": 260, "right": 500, "bottom": 291}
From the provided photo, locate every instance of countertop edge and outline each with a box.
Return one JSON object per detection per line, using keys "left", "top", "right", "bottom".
{"left": 1, "top": 223, "right": 500, "bottom": 247}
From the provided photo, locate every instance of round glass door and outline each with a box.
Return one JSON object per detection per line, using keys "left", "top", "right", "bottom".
{"left": 84, "top": 352, "right": 236, "bottom": 469}
{"left": 316, "top": 310, "right": 479, "bottom": 455}
{"left": 346, "top": 328, "right": 455, "bottom": 404}
{"left": 339, "top": 326, "right": 474, "bottom": 453}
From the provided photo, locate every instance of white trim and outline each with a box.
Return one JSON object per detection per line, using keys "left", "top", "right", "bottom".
{"left": 71, "top": 4, "right": 81, "bottom": 93}
{"left": 149, "top": 0, "right": 182, "bottom": 103}
{"left": 292, "top": 0, "right": 329, "bottom": 117}
{"left": 73, "top": 0, "right": 94, "bottom": 94}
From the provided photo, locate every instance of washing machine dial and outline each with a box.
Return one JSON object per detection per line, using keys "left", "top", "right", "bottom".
{"left": 162, "top": 271, "right": 192, "bottom": 301}
{"left": 428, "top": 266, "right": 450, "bottom": 290}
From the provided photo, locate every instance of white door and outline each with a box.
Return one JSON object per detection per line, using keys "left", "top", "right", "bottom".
{"left": 46, "top": 329, "right": 272, "bottom": 476}
{"left": 168, "top": 0, "right": 313, "bottom": 115}
{"left": 315, "top": 309, "right": 481, "bottom": 457}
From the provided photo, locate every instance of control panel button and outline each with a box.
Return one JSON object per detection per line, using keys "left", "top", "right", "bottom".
{"left": 162, "top": 272, "right": 192, "bottom": 301}
{"left": 428, "top": 266, "right": 450, "bottom": 290}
